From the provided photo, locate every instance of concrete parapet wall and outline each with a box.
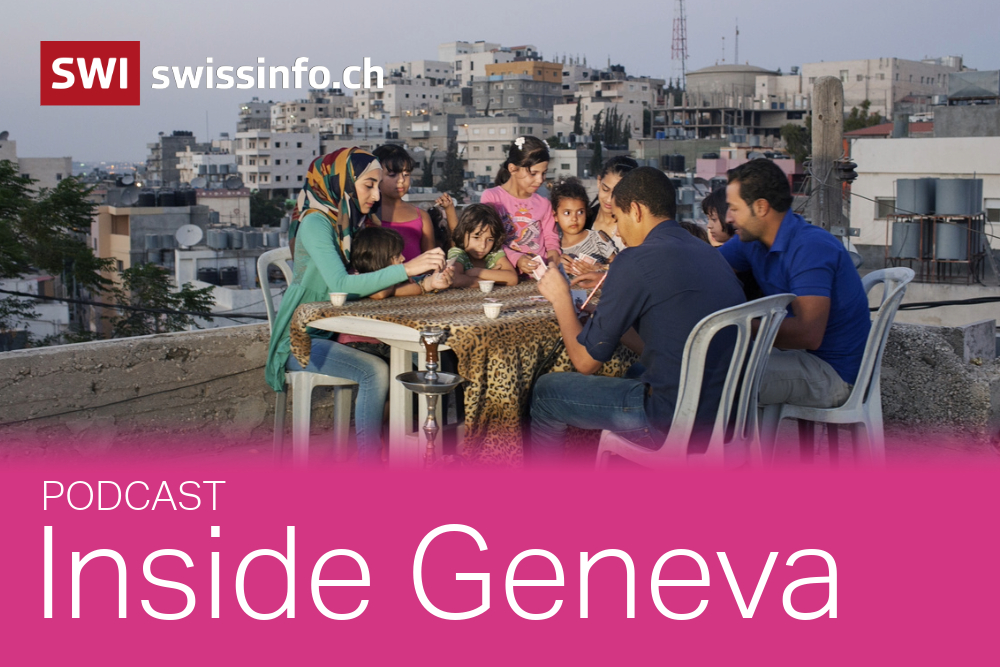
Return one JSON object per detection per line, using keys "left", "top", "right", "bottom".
{"left": 0, "top": 324, "right": 338, "bottom": 458}
{"left": 2, "top": 321, "right": 999, "bottom": 456}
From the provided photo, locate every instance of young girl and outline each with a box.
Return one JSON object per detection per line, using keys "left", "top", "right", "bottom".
{"left": 335, "top": 226, "right": 451, "bottom": 361}
{"left": 350, "top": 225, "right": 452, "bottom": 299}
{"left": 589, "top": 155, "right": 639, "bottom": 251}
{"left": 550, "top": 178, "right": 617, "bottom": 276}
{"left": 701, "top": 186, "right": 736, "bottom": 245}
{"left": 480, "top": 136, "right": 560, "bottom": 278}
{"left": 446, "top": 204, "right": 519, "bottom": 288}
{"left": 372, "top": 144, "right": 436, "bottom": 261}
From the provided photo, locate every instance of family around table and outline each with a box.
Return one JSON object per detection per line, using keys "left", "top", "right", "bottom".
{"left": 264, "top": 137, "right": 871, "bottom": 466}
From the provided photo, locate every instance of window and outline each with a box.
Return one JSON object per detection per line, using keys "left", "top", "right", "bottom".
{"left": 297, "top": 142, "right": 303, "bottom": 148}
{"left": 405, "top": 93, "right": 410, "bottom": 98}
{"left": 485, "top": 166, "right": 491, "bottom": 172}
{"left": 875, "top": 197, "right": 896, "bottom": 219}
{"left": 274, "top": 142, "right": 280, "bottom": 147}
{"left": 297, "top": 159, "right": 303, "bottom": 165}
{"left": 808, "top": 77, "right": 816, "bottom": 85}
{"left": 857, "top": 74, "right": 864, "bottom": 82}
{"left": 839, "top": 70, "right": 849, "bottom": 82}
{"left": 473, "top": 146, "right": 480, "bottom": 152}
{"left": 300, "top": 106, "right": 306, "bottom": 111}
{"left": 436, "top": 162, "right": 444, "bottom": 168}
{"left": 488, "top": 128, "right": 496, "bottom": 135}
{"left": 557, "top": 116, "right": 563, "bottom": 122}
{"left": 249, "top": 158, "right": 256, "bottom": 166}
{"left": 274, "top": 159, "right": 280, "bottom": 165}
{"left": 275, "top": 176, "right": 281, "bottom": 182}
{"left": 488, "top": 146, "right": 495, "bottom": 151}
{"left": 499, "top": 128, "right": 507, "bottom": 135}
{"left": 116, "top": 260, "right": 124, "bottom": 272}
{"left": 986, "top": 199, "right": 1000, "bottom": 223}
{"left": 877, "top": 73, "right": 885, "bottom": 80}
{"left": 473, "top": 128, "right": 480, "bottom": 135}
{"left": 297, "top": 175, "right": 303, "bottom": 182}
{"left": 561, "top": 163, "right": 570, "bottom": 170}
{"left": 507, "top": 96, "right": 514, "bottom": 102}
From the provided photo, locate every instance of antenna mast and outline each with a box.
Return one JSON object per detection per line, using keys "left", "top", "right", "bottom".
{"left": 672, "top": 0, "right": 689, "bottom": 88}
{"left": 735, "top": 19, "right": 740, "bottom": 64}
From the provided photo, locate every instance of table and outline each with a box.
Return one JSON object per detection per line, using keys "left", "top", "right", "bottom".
{"left": 290, "top": 282, "right": 637, "bottom": 467}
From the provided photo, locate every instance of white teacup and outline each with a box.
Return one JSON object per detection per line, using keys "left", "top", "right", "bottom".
{"left": 329, "top": 292, "right": 348, "bottom": 307}
{"left": 479, "top": 280, "right": 495, "bottom": 294}
{"left": 483, "top": 302, "right": 503, "bottom": 319}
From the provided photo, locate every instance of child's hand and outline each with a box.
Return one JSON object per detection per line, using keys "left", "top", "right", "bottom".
{"left": 428, "top": 266, "right": 453, "bottom": 291}
{"left": 434, "top": 193, "right": 454, "bottom": 210}
{"left": 546, "top": 249, "right": 561, "bottom": 265}
{"left": 405, "top": 248, "right": 446, "bottom": 276}
{"left": 516, "top": 255, "right": 540, "bottom": 275}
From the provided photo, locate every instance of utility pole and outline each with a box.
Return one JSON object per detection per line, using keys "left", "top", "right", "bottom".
{"left": 811, "top": 76, "right": 844, "bottom": 235}
{"left": 672, "top": 0, "right": 689, "bottom": 89}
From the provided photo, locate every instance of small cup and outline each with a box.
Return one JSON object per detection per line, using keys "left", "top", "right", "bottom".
{"left": 479, "top": 280, "right": 495, "bottom": 294}
{"left": 329, "top": 292, "right": 348, "bottom": 307}
{"left": 483, "top": 302, "right": 503, "bottom": 319}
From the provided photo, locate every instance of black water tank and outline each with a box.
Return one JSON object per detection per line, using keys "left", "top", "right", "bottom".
{"left": 196, "top": 267, "right": 220, "bottom": 285}
{"left": 157, "top": 190, "right": 176, "bottom": 207}
{"left": 670, "top": 154, "right": 685, "bottom": 173}
{"left": 138, "top": 191, "right": 157, "bottom": 207}
{"left": 182, "top": 189, "right": 197, "bottom": 206}
{"left": 219, "top": 266, "right": 239, "bottom": 286}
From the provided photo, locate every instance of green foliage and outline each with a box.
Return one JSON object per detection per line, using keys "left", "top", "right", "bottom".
{"left": 420, "top": 149, "right": 437, "bottom": 188}
{"left": 844, "top": 100, "right": 884, "bottom": 133}
{"left": 250, "top": 190, "right": 285, "bottom": 228}
{"left": 780, "top": 122, "right": 811, "bottom": 165}
{"left": 573, "top": 98, "right": 583, "bottom": 136}
{"left": 107, "top": 263, "right": 215, "bottom": 337}
{"left": 589, "top": 141, "right": 603, "bottom": 179}
{"left": 643, "top": 108, "right": 652, "bottom": 137}
{"left": 435, "top": 137, "right": 464, "bottom": 201}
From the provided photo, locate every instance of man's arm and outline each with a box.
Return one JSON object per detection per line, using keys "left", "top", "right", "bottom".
{"left": 536, "top": 263, "right": 602, "bottom": 375}
{"left": 774, "top": 295, "right": 830, "bottom": 350}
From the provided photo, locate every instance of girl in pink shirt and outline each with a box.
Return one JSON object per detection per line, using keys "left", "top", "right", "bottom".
{"left": 480, "top": 136, "right": 560, "bottom": 278}
{"left": 373, "top": 144, "right": 436, "bottom": 261}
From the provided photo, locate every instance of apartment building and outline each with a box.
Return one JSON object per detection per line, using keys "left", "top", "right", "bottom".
{"left": 457, "top": 115, "right": 553, "bottom": 180}
{"left": 271, "top": 89, "right": 353, "bottom": 132}
{"left": 234, "top": 130, "right": 320, "bottom": 200}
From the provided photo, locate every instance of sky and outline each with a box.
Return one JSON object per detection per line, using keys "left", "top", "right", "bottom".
{"left": 3, "top": 0, "right": 998, "bottom": 162}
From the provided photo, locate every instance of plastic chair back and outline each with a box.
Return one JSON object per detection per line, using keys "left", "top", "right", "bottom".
{"left": 256, "top": 247, "right": 294, "bottom": 333}
{"left": 843, "top": 267, "right": 914, "bottom": 412}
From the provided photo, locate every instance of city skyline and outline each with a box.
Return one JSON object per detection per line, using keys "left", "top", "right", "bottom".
{"left": 5, "top": 0, "right": 998, "bottom": 162}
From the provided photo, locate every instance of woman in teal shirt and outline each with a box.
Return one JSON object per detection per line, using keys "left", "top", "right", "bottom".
{"left": 265, "top": 148, "right": 446, "bottom": 464}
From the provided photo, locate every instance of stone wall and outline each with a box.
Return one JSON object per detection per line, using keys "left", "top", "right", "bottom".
{"left": 0, "top": 324, "right": 338, "bottom": 459}
{"left": 2, "top": 321, "right": 998, "bottom": 457}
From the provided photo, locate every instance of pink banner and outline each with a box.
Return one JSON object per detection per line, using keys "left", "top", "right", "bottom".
{"left": 1, "top": 463, "right": 996, "bottom": 664}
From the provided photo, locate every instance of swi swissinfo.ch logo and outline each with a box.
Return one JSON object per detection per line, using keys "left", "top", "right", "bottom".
{"left": 40, "top": 41, "right": 140, "bottom": 106}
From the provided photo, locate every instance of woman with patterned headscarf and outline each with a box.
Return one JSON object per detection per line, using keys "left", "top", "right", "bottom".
{"left": 265, "top": 148, "right": 447, "bottom": 464}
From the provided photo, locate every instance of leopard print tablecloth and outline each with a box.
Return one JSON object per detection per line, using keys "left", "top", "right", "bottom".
{"left": 290, "top": 282, "right": 637, "bottom": 467}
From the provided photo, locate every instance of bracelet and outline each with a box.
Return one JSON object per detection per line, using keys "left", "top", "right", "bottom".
{"left": 417, "top": 278, "right": 428, "bottom": 294}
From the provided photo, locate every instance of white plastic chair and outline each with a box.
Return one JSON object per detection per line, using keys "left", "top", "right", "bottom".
{"left": 596, "top": 293, "right": 795, "bottom": 469}
{"left": 760, "top": 267, "right": 914, "bottom": 466}
{"left": 257, "top": 247, "right": 356, "bottom": 466}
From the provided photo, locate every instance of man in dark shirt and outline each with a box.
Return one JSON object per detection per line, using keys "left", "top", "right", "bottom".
{"left": 719, "top": 159, "right": 870, "bottom": 408}
{"left": 531, "top": 167, "right": 746, "bottom": 463}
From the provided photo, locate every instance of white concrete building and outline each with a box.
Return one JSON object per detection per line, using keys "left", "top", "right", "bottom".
{"left": 175, "top": 150, "right": 237, "bottom": 186}
{"left": 0, "top": 275, "right": 71, "bottom": 341}
{"left": 457, "top": 115, "right": 553, "bottom": 180}
{"left": 849, "top": 136, "right": 1000, "bottom": 248}
{"left": 438, "top": 41, "right": 518, "bottom": 87}
{"left": 385, "top": 60, "right": 455, "bottom": 84}
{"left": 271, "top": 90, "right": 353, "bottom": 132}
{"left": 801, "top": 57, "right": 962, "bottom": 119}
{"left": 0, "top": 136, "right": 72, "bottom": 191}
{"left": 234, "top": 130, "right": 320, "bottom": 199}
{"left": 352, "top": 76, "right": 449, "bottom": 119}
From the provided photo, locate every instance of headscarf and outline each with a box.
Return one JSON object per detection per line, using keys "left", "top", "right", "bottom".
{"left": 287, "top": 147, "right": 381, "bottom": 265}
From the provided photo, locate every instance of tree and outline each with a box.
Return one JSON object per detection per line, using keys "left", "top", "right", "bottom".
{"left": 420, "top": 149, "right": 437, "bottom": 187}
{"left": 643, "top": 108, "right": 652, "bottom": 138}
{"left": 589, "top": 141, "right": 604, "bottom": 178}
{"left": 107, "top": 263, "right": 215, "bottom": 337}
{"left": 591, "top": 110, "right": 603, "bottom": 142}
{"left": 780, "top": 122, "right": 811, "bottom": 165}
{"left": 435, "top": 137, "right": 464, "bottom": 200}
{"left": 573, "top": 98, "right": 583, "bottom": 135}
{"left": 844, "top": 100, "right": 884, "bottom": 133}
{"left": 250, "top": 190, "right": 284, "bottom": 227}
{"left": 1, "top": 160, "right": 113, "bottom": 344}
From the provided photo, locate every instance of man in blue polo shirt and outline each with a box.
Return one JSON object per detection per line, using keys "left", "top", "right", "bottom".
{"left": 531, "top": 167, "right": 745, "bottom": 463}
{"left": 720, "top": 159, "right": 870, "bottom": 408}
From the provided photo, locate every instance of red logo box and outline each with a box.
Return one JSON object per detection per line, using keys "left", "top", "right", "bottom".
{"left": 40, "top": 41, "right": 140, "bottom": 106}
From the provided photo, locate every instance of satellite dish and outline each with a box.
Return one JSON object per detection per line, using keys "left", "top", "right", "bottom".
{"left": 0, "top": 131, "right": 8, "bottom": 140}
{"left": 120, "top": 187, "right": 140, "bottom": 206}
{"left": 224, "top": 175, "right": 244, "bottom": 190}
{"left": 120, "top": 174, "right": 135, "bottom": 186}
{"left": 233, "top": 208, "right": 241, "bottom": 215}
{"left": 174, "top": 224, "right": 204, "bottom": 248}
{"left": 191, "top": 176, "right": 208, "bottom": 189}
